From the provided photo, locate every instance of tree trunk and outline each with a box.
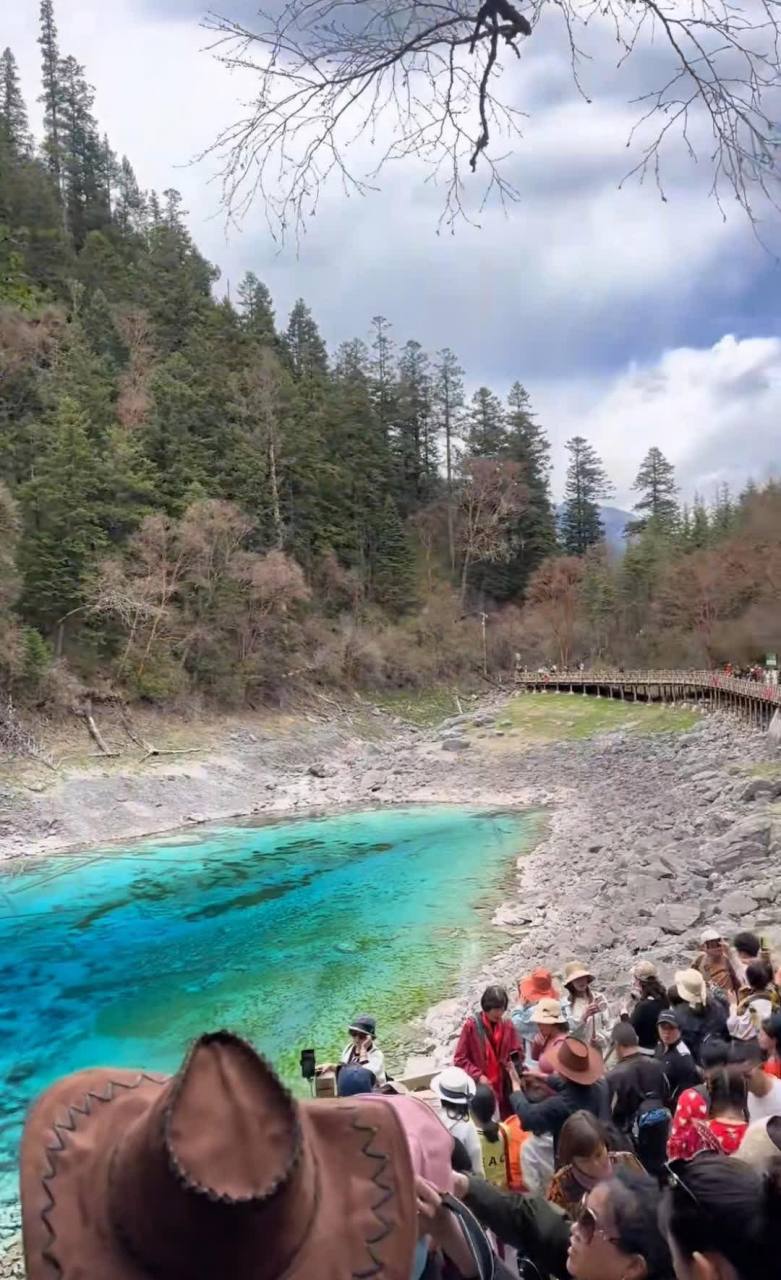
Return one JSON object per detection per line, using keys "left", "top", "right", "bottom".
{"left": 269, "top": 435, "right": 284, "bottom": 550}
{"left": 446, "top": 412, "right": 455, "bottom": 573}
{"left": 79, "top": 698, "right": 112, "bottom": 755}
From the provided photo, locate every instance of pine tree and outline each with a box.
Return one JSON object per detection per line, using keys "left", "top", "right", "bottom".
{"left": 432, "top": 348, "right": 464, "bottom": 571}
{"left": 371, "top": 495, "right": 417, "bottom": 613}
{"left": 560, "top": 436, "right": 614, "bottom": 555}
{"left": 114, "top": 156, "right": 146, "bottom": 237}
{"left": 284, "top": 299, "right": 328, "bottom": 381}
{"left": 325, "top": 340, "right": 392, "bottom": 578}
{"left": 628, "top": 446, "right": 678, "bottom": 535}
{"left": 393, "top": 340, "right": 436, "bottom": 512}
{"left": 370, "top": 315, "right": 396, "bottom": 443}
{"left": 0, "top": 49, "right": 32, "bottom": 158}
{"left": 237, "top": 272, "right": 276, "bottom": 346}
{"left": 499, "top": 381, "right": 557, "bottom": 599}
{"left": 18, "top": 397, "right": 110, "bottom": 637}
{"left": 711, "top": 483, "right": 735, "bottom": 539}
{"left": 38, "top": 0, "right": 65, "bottom": 198}
{"left": 689, "top": 495, "right": 711, "bottom": 549}
{"left": 59, "top": 56, "right": 111, "bottom": 249}
{"left": 464, "top": 387, "right": 507, "bottom": 456}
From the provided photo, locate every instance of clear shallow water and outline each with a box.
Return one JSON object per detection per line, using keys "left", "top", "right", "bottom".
{"left": 0, "top": 804, "right": 541, "bottom": 1209}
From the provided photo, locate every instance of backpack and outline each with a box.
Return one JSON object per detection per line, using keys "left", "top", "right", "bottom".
{"left": 631, "top": 1090, "right": 672, "bottom": 1179}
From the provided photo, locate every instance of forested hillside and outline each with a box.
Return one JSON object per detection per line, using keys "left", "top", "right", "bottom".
{"left": 1, "top": 3, "right": 779, "bottom": 720}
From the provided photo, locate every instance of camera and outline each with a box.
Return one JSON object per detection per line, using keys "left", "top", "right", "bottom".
{"left": 300, "top": 1048, "right": 316, "bottom": 1081}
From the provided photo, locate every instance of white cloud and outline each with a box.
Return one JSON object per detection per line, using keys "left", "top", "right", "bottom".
{"left": 534, "top": 335, "right": 781, "bottom": 505}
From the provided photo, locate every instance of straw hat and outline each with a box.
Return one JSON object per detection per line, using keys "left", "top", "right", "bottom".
{"left": 632, "top": 961, "right": 657, "bottom": 981}
{"left": 519, "top": 968, "right": 559, "bottom": 1003}
{"left": 531, "top": 997, "right": 567, "bottom": 1026}
{"left": 675, "top": 968, "right": 708, "bottom": 1007}
{"left": 21, "top": 1031, "right": 417, "bottom": 1280}
{"left": 547, "top": 1036, "right": 604, "bottom": 1086}
{"left": 563, "top": 961, "right": 594, "bottom": 989}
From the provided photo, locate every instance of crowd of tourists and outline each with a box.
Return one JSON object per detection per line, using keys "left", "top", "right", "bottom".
{"left": 18, "top": 928, "right": 781, "bottom": 1279}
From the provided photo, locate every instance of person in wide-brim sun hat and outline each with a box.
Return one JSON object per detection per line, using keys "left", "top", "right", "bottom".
{"left": 530, "top": 997, "right": 570, "bottom": 1076}
{"left": 519, "top": 967, "right": 559, "bottom": 1004}
{"left": 561, "top": 961, "right": 611, "bottom": 1054}
{"left": 430, "top": 1066, "right": 483, "bottom": 1174}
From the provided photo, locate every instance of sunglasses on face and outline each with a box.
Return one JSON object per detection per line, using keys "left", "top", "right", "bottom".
{"left": 576, "top": 1197, "right": 621, "bottom": 1247}
{"left": 665, "top": 1159, "right": 702, "bottom": 1211}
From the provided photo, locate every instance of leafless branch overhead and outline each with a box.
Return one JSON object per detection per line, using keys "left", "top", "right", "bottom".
{"left": 201, "top": 0, "right": 781, "bottom": 237}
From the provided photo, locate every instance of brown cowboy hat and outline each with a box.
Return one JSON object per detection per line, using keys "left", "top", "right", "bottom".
{"left": 547, "top": 1035, "right": 604, "bottom": 1086}
{"left": 20, "top": 1030, "right": 417, "bottom": 1280}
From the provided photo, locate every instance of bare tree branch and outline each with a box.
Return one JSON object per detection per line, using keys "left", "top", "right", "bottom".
{"left": 200, "top": 0, "right": 781, "bottom": 238}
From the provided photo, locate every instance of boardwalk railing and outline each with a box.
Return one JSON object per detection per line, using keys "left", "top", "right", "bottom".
{"left": 513, "top": 669, "right": 781, "bottom": 727}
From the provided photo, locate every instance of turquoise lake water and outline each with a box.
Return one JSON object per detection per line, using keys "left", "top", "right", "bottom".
{"left": 0, "top": 804, "right": 541, "bottom": 1210}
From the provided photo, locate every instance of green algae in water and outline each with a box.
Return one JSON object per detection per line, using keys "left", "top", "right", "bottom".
{"left": 0, "top": 804, "right": 542, "bottom": 1207}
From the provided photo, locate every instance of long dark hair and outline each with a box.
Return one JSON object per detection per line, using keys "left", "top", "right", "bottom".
{"left": 557, "top": 1110, "right": 608, "bottom": 1169}
{"left": 707, "top": 1067, "right": 748, "bottom": 1122}
{"left": 662, "top": 1153, "right": 781, "bottom": 1280}
{"left": 639, "top": 975, "right": 668, "bottom": 1004}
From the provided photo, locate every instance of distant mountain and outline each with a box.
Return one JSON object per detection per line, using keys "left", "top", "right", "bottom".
{"left": 600, "top": 506, "right": 632, "bottom": 551}
{"left": 556, "top": 505, "right": 632, "bottom": 553}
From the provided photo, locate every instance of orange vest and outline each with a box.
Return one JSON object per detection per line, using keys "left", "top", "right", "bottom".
{"left": 503, "top": 1114, "right": 531, "bottom": 1192}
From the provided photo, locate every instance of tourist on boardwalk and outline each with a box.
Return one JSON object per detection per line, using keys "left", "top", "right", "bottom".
{"left": 693, "top": 929, "right": 742, "bottom": 1002}
{"left": 562, "top": 961, "right": 611, "bottom": 1053}
{"left": 530, "top": 997, "right": 571, "bottom": 1075}
{"left": 546, "top": 1111, "right": 643, "bottom": 1220}
{"left": 672, "top": 969, "right": 729, "bottom": 1062}
{"left": 729, "top": 1039, "right": 781, "bottom": 1121}
{"left": 628, "top": 962, "right": 669, "bottom": 1052}
{"left": 512, "top": 967, "right": 559, "bottom": 1065}
{"left": 454, "top": 984, "right": 522, "bottom": 1118}
{"left": 607, "top": 1024, "right": 670, "bottom": 1177}
{"left": 655, "top": 1011, "right": 700, "bottom": 1104}
{"left": 507, "top": 1035, "right": 610, "bottom": 1154}
{"left": 451, "top": 1164, "right": 673, "bottom": 1280}
{"left": 728, "top": 959, "right": 779, "bottom": 1041}
{"left": 317, "top": 1012, "right": 387, "bottom": 1085}
{"left": 666, "top": 1040, "right": 730, "bottom": 1155}
{"left": 662, "top": 1151, "right": 781, "bottom": 1280}
{"left": 431, "top": 1065, "right": 484, "bottom": 1174}
{"left": 760, "top": 1011, "right": 781, "bottom": 1078}
{"left": 667, "top": 1067, "right": 749, "bottom": 1158}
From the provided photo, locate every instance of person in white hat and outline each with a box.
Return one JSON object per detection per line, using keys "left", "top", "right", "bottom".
{"left": 430, "top": 1066, "right": 484, "bottom": 1174}
{"left": 693, "top": 927, "right": 742, "bottom": 1002}
{"left": 673, "top": 968, "right": 729, "bottom": 1063}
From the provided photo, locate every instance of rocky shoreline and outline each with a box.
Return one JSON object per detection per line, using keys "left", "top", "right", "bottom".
{"left": 416, "top": 709, "right": 781, "bottom": 1067}
{"left": 2, "top": 698, "right": 780, "bottom": 1274}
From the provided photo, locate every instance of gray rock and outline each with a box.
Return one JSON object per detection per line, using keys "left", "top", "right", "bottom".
{"left": 752, "top": 882, "right": 777, "bottom": 903}
{"left": 308, "top": 762, "right": 337, "bottom": 778}
{"left": 721, "top": 889, "right": 759, "bottom": 917}
{"left": 725, "top": 815, "right": 772, "bottom": 848}
{"left": 626, "top": 926, "right": 660, "bottom": 953}
{"left": 626, "top": 874, "right": 667, "bottom": 906}
{"left": 472, "top": 714, "right": 496, "bottom": 728}
{"left": 740, "top": 779, "right": 775, "bottom": 802}
{"left": 653, "top": 902, "right": 701, "bottom": 935}
{"left": 442, "top": 738, "right": 471, "bottom": 752}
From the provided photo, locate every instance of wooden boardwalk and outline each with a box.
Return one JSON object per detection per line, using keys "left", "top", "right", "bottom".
{"left": 513, "top": 670, "right": 781, "bottom": 728}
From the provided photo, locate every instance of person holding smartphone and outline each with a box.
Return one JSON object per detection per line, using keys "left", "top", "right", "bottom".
{"left": 316, "top": 1013, "right": 387, "bottom": 1085}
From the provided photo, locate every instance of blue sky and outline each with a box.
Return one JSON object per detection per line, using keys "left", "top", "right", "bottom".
{"left": 6, "top": 0, "right": 781, "bottom": 504}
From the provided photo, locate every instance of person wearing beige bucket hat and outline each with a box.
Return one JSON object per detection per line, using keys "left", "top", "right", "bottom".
{"left": 672, "top": 967, "right": 729, "bottom": 1063}
{"left": 528, "top": 997, "right": 570, "bottom": 1076}
{"left": 20, "top": 1030, "right": 423, "bottom": 1280}
{"left": 561, "top": 961, "right": 611, "bottom": 1055}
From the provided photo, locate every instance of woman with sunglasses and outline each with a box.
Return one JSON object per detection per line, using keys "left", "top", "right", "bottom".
{"left": 451, "top": 1165, "right": 673, "bottom": 1279}
{"left": 662, "top": 1151, "right": 781, "bottom": 1280}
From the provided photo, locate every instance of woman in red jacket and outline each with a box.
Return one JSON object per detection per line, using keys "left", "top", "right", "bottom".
{"left": 454, "top": 984, "right": 522, "bottom": 1118}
